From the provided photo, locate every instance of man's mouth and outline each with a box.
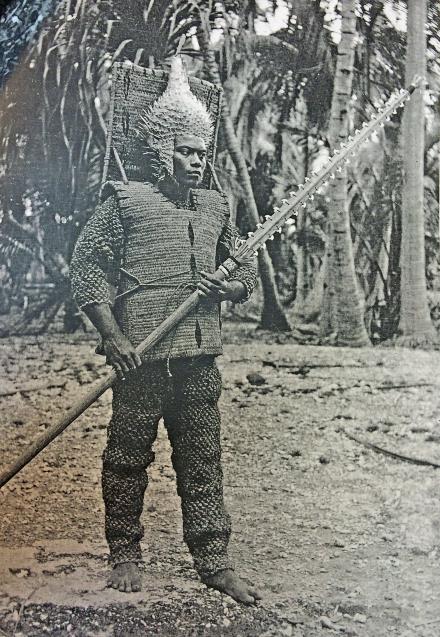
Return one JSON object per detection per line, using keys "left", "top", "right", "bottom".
{"left": 188, "top": 171, "right": 201, "bottom": 178}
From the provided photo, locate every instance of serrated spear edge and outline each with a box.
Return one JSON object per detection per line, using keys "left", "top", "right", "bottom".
{"left": 0, "top": 76, "right": 424, "bottom": 489}
{"left": 231, "top": 75, "right": 423, "bottom": 265}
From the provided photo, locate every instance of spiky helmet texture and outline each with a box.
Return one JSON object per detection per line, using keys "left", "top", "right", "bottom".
{"left": 136, "top": 57, "right": 214, "bottom": 176}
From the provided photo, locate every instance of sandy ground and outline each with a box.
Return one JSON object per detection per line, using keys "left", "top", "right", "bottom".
{"left": 1, "top": 323, "right": 440, "bottom": 636}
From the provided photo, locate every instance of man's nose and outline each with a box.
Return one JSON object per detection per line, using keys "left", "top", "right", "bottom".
{"left": 190, "top": 153, "right": 202, "bottom": 166}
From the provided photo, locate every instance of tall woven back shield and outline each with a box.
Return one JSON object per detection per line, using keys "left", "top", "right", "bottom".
{"left": 102, "top": 62, "right": 223, "bottom": 188}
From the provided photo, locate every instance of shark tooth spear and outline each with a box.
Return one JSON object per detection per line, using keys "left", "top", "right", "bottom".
{"left": 0, "top": 74, "right": 420, "bottom": 488}
{"left": 0, "top": 61, "right": 420, "bottom": 598}
{"left": 69, "top": 56, "right": 260, "bottom": 602}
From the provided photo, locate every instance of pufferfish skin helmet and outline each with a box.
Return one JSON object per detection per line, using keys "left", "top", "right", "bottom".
{"left": 136, "top": 56, "right": 214, "bottom": 176}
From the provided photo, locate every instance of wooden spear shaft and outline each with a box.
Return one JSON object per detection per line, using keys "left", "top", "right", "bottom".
{"left": 0, "top": 79, "right": 419, "bottom": 488}
{"left": 0, "top": 259, "right": 239, "bottom": 489}
{"left": 0, "top": 286, "right": 213, "bottom": 488}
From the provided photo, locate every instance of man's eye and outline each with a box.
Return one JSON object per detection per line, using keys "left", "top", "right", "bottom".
{"left": 177, "top": 147, "right": 206, "bottom": 159}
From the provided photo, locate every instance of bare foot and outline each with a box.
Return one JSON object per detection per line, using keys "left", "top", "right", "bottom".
{"left": 202, "top": 569, "right": 262, "bottom": 604}
{"left": 107, "top": 562, "right": 142, "bottom": 593}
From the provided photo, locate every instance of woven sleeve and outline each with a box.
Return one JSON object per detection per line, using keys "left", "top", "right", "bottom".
{"left": 70, "top": 195, "right": 124, "bottom": 309}
{"left": 217, "top": 218, "right": 258, "bottom": 303}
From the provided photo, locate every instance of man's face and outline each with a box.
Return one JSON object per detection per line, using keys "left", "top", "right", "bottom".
{"left": 173, "top": 134, "right": 207, "bottom": 188}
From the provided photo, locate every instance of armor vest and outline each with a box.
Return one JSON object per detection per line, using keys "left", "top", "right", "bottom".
{"left": 102, "top": 181, "right": 230, "bottom": 361}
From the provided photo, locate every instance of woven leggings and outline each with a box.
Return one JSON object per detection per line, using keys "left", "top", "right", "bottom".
{"left": 102, "top": 356, "right": 232, "bottom": 578}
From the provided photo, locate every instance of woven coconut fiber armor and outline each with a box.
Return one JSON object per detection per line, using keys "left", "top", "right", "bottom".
{"left": 102, "top": 356, "right": 232, "bottom": 577}
{"left": 104, "top": 180, "right": 230, "bottom": 360}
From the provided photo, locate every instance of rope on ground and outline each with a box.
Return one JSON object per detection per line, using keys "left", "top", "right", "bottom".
{"left": 343, "top": 429, "right": 440, "bottom": 469}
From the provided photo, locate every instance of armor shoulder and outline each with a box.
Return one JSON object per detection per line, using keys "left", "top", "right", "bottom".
{"left": 194, "top": 188, "right": 230, "bottom": 220}
{"left": 100, "top": 180, "right": 161, "bottom": 205}
{"left": 100, "top": 180, "right": 126, "bottom": 203}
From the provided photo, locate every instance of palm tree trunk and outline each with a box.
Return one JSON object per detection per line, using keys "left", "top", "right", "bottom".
{"left": 321, "top": 0, "right": 370, "bottom": 346}
{"left": 293, "top": 122, "right": 309, "bottom": 318}
{"left": 199, "top": 26, "right": 291, "bottom": 332}
{"left": 294, "top": 208, "right": 308, "bottom": 310}
{"left": 320, "top": 246, "right": 334, "bottom": 336}
{"left": 397, "top": 0, "right": 436, "bottom": 345}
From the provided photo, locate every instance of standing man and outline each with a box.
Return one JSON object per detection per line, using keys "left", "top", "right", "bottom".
{"left": 70, "top": 57, "right": 260, "bottom": 604}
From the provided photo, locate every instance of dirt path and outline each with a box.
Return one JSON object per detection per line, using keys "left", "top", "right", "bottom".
{"left": 1, "top": 326, "right": 440, "bottom": 636}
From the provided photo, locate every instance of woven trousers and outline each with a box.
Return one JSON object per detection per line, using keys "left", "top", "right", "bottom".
{"left": 101, "top": 355, "right": 233, "bottom": 578}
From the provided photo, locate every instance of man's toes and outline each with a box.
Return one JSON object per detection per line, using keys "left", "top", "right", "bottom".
{"left": 237, "top": 590, "right": 255, "bottom": 605}
{"left": 227, "top": 585, "right": 254, "bottom": 604}
{"left": 131, "top": 574, "right": 142, "bottom": 592}
{"left": 107, "top": 576, "right": 117, "bottom": 589}
{"left": 249, "top": 587, "right": 262, "bottom": 600}
{"left": 124, "top": 576, "right": 141, "bottom": 593}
